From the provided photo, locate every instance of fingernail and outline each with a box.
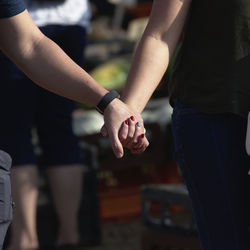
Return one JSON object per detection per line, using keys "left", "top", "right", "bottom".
{"left": 136, "top": 122, "right": 141, "bottom": 127}
{"left": 125, "top": 120, "right": 129, "bottom": 125}
{"left": 141, "top": 134, "right": 144, "bottom": 138}
{"left": 130, "top": 116, "right": 135, "bottom": 121}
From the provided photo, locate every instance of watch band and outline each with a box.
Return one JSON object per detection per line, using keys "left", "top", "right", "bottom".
{"left": 96, "top": 90, "right": 120, "bottom": 114}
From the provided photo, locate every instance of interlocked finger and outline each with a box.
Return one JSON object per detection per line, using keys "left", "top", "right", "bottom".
{"left": 119, "top": 120, "right": 129, "bottom": 143}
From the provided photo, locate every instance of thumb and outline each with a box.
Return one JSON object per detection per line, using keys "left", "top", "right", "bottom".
{"left": 109, "top": 130, "right": 124, "bottom": 158}
{"left": 101, "top": 125, "right": 108, "bottom": 137}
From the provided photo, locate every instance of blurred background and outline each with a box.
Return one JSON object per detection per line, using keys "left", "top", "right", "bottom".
{"left": 4, "top": 0, "right": 201, "bottom": 249}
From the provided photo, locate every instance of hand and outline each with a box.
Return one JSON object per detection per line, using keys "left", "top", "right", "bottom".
{"left": 118, "top": 117, "right": 149, "bottom": 154}
{"left": 102, "top": 98, "right": 147, "bottom": 158}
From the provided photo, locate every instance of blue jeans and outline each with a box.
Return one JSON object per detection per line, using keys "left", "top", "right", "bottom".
{"left": 171, "top": 101, "right": 250, "bottom": 250}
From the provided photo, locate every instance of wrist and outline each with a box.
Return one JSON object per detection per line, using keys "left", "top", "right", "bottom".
{"left": 96, "top": 90, "right": 120, "bottom": 114}
{"left": 121, "top": 96, "right": 142, "bottom": 114}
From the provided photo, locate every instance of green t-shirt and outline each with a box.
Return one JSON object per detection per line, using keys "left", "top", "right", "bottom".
{"left": 169, "top": 0, "right": 250, "bottom": 118}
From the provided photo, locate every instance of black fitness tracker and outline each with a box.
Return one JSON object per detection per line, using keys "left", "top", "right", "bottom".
{"left": 96, "top": 90, "right": 120, "bottom": 114}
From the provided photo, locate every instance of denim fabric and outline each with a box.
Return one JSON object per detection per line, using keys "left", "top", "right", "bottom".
{"left": 171, "top": 100, "right": 250, "bottom": 250}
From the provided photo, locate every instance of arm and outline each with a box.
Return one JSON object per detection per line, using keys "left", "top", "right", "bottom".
{"left": 121, "top": 0, "right": 191, "bottom": 113}
{"left": 0, "top": 10, "right": 134, "bottom": 158}
{"left": 0, "top": 10, "right": 107, "bottom": 106}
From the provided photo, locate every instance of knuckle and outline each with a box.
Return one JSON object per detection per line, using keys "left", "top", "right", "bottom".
{"left": 127, "top": 134, "right": 133, "bottom": 140}
{"left": 119, "top": 134, "right": 126, "bottom": 141}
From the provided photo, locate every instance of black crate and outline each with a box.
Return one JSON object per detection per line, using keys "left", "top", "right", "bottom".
{"left": 141, "top": 184, "right": 201, "bottom": 250}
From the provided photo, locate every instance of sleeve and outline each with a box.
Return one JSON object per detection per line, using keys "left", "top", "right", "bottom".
{"left": 0, "top": 0, "right": 26, "bottom": 19}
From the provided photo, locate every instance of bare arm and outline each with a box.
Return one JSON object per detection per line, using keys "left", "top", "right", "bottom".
{"left": 0, "top": 10, "right": 107, "bottom": 106}
{"left": 121, "top": 0, "right": 191, "bottom": 113}
{"left": 0, "top": 10, "right": 137, "bottom": 158}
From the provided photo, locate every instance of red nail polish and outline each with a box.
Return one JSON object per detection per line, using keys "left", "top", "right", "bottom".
{"left": 130, "top": 116, "right": 135, "bottom": 121}
{"left": 125, "top": 120, "right": 129, "bottom": 125}
{"left": 141, "top": 134, "right": 144, "bottom": 138}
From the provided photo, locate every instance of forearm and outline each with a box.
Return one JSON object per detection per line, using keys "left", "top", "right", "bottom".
{"left": 121, "top": 35, "right": 170, "bottom": 113}
{"left": 121, "top": 0, "right": 191, "bottom": 113}
{"left": 0, "top": 10, "right": 145, "bottom": 159}
{"left": 15, "top": 35, "right": 108, "bottom": 106}
{"left": 0, "top": 10, "right": 107, "bottom": 106}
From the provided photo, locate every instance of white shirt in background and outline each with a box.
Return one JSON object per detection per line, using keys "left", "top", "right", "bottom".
{"left": 25, "top": 0, "right": 91, "bottom": 28}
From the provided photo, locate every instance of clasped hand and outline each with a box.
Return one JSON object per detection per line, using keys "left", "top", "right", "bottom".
{"left": 102, "top": 98, "right": 149, "bottom": 158}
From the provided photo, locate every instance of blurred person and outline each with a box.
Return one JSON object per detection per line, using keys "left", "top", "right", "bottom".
{"left": 0, "top": 1, "right": 92, "bottom": 249}
{"left": 3, "top": 0, "right": 94, "bottom": 249}
{"left": 103, "top": 0, "right": 250, "bottom": 249}
{"left": 0, "top": 0, "right": 149, "bottom": 249}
